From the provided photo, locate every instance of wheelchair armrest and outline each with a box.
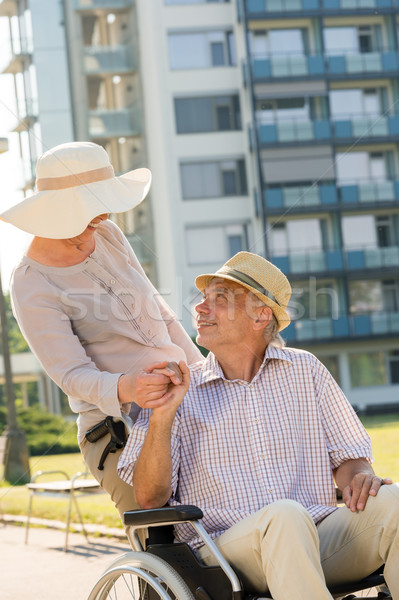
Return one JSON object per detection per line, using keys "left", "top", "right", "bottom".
{"left": 124, "top": 505, "right": 203, "bottom": 527}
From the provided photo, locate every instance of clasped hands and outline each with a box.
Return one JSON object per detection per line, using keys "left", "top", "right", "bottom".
{"left": 133, "top": 360, "right": 189, "bottom": 414}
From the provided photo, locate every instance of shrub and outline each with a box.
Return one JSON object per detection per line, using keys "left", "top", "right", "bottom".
{"left": 0, "top": 405, "right": 79, "bottom": 456}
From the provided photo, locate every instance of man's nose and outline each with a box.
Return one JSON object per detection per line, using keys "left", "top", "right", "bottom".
{"left": 195, "top": 298, "right": 209, "bottom": 314}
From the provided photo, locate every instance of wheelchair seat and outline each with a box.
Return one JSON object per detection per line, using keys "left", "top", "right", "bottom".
{"left": 87, "top": 505, "right": 391, "bottom": 600}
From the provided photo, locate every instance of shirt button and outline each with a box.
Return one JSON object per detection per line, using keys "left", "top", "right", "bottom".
{"left": 148, "top": 329, "right": 153, "bottom": 335}
{"left": 110, "top": 279, "right": 116, "bottom": 285}
{"left": 139, "top": 316, "right": 145, "bottom": 323}
{"left": 260, "top": 454, "right": 266, "bottom": 459}
{"left": 253, "top": 418, "right": 260, "bottom": 424}
{"left": 132, "top": 304, "right": 136, "bottom": 310}
{"left": 268, "top": 489, "right": 274, "bottom": 494}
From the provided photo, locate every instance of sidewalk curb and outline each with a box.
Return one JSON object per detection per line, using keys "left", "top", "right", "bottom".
{"left": 1, "top": 513, "right": 128, "bottom": 541}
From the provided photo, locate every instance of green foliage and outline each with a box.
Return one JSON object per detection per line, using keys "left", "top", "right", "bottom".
{"left": 191, "top": 336, "right": 209, "bottom": 357}
{"left": 0, "top": 405, "right": 79, "bottom": 456}
{"left": 0, "top": 292, "right": 29, "bottom": 354}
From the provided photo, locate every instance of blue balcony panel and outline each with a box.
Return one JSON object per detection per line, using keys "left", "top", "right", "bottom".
{"left": 388, "top": 116, "right": 399, "bottom": 135}
{"left": 341, "top": 185, "right": 359, "bottom": 203}
{"left": 314, "top": 119, "right": 331, "bottom": 139}
{"left": 353, "top": 315, "right": 372, "bottom": 336}
{"left": 259, "top": 124, "right": 277, "bottom": 143}
{"left": 327, "top": 56, "right": 346, "bottom": 74}
{"left": 308, "top": 55, "right": 325, "bottom": 74}
{"left": 382, "top": 52, "right": 399, "bottom": 71}
{"left": 264, "top": 188, "right": 283, "bottom": 208}
{"left": 326, "top": 250, "right": 344, "bottom": 270}
{"left": 320, "top": 184, "right": 338, "bottom": 204}
{"left": 284, "top": 322, "right": 296, "bottom": 342}
{"left": 334, "top": 120, "right": 352, "bottom": 138}
{"left": 333, "top": 316, "right": 350, "bottom": 337}
{"left": 272, "top": 256, "right": 290, "bottom": 274}
{"left": 247, "top": 0, "right": 265, "bottom": 10}
{"left": 346, "top": 250, "right": 365, "bottom": 269}
{"left": 253, "top": 59, "right": 271, "bottom": 79}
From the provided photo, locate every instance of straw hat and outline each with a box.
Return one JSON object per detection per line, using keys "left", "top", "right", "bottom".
{"left": 0, "top": 141, "right": 152, "bottom": 239}
{"left": 195, "top": 251, "right": 292, "bottom": 331}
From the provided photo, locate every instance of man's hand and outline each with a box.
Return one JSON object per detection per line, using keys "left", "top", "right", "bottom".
{"left": 150, "top": 361, "right": 190, "bottom": 420}
{"left": 342, "top": 473, "right": 393, "bottom": 512}
{"left": 118, "top": 361, "right": 183, "bottom": 409}
{"left": 334, "top": 458, "right": 393, "bottom": 512}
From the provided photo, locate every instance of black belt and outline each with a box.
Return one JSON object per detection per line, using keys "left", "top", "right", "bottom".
{"left": 85, "top": 416, "right": 127, "bottom": 471}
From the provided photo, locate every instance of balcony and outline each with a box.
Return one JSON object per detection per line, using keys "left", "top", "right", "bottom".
{"left": 271, "top": 245, "right": 399, "bottom": 275}
{"left": 246, "top": 0, "right": 393, "bottom": 15}
{"left": 0, "top": 0, "right": 17, "bottom": 17}
{"left": 257, "top": 113, "right": 399, "bottom": 146}
{"left": 88, "top": 104, "right": 141, "bottom": 139}
{"left": 264, "top": 179, "right": 399, "bottom": 210}
{"left": 84, "top": 44, "right": 136, "bottom": 75}
{"left": 284, "top": 311, "right": 399, "bottom": 343}
{"left": 251, "top": 50, "right": 399, "bottom": 82}
{"left": 74, "top": 0, "right": 132, "bottom": 10}
{"left": 0, "top": 39, "right": 33, "bottom": 74}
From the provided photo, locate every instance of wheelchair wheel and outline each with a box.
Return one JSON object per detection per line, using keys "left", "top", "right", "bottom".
{"left": 87, "top": 551, "right": 195, "bottom": 600}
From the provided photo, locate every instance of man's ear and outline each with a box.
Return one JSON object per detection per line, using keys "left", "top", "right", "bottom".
{"left": 253, "top": 306, "right": 273, "bottom": 331}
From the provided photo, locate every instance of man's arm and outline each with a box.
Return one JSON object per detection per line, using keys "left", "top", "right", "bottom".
{"left": 132, "top": 361, "right": 189, "bottom": 509}
{"left": 334, "top": 458, "right": 392, "bottom": 512}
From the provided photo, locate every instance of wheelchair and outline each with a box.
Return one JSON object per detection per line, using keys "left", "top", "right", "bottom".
{"left": 87, "top": 505, "right": 392, "bottom": 600}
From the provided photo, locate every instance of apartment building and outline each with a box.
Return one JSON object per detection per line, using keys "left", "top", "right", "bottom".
{"left": 0, "top": 0, "right": 398, "bottom": 411}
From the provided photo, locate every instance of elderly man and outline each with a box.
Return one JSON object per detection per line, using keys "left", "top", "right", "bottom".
{"left": 118, "top": 252, "right": 399, "bottom": 600}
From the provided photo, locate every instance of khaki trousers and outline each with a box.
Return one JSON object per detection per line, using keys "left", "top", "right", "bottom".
{"left": 198, "top": 484, "right": 399, "bottom": 600}
{"left": 80, "top": 435, "right": 140, "bottom": 523}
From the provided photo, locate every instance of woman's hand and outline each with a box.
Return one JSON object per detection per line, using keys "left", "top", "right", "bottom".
{"left": 118, "top": 361, "right": 183, "bottom": 409}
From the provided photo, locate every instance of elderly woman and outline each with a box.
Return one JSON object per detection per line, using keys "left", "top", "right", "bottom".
{"left": 0, "top": 141, "right": 202, "bottom": 519}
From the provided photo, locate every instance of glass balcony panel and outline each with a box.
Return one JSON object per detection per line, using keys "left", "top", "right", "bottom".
{"left": 352, "top": 116, "right": 388, "bottom": 138}
{"left": 376, "top": 181, "right": 395, "bottom": 201}
{"left": 358, "top": 183, "right": 375, "bottom": 203}
{"left": 315, "top": 318, "right": 333, "bottom": 339}
{"left": 295, "top": 320, "right": 315, "bottom": 341}
{"left": 382, "top": 246, "right": 399, "bottom": 267}
{"left": 309, "top": 251, "right": 326, "bottom": 272}
{"left": 89, "top": 105, "right": 140, "bottom": 137}
{"left": 290, "top": 253, "right": 309, "bottom": 273}
{"left": 364, "top": 247, "right": 382, "bottom": 268}
{"left": 84, "top": 44, "right": 135, "bottom": 74}
{"left": 346, "top": 52, "right": 382, "bottom": 73}
{"left": 75, "top": 0, "right": 131, "bottom": 8}
{"left": 271, "top": 55, "right": 308, "bottom": 77}
{"left": 371, "top": 312, "right": 389, "bottom": 334}
{"left": 390, "top": 312, "right": 399, "bottom": 333}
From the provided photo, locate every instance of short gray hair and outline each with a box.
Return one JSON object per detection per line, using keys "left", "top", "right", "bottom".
{"left": 249, "top": 291, "right": 286, "bottom": 348}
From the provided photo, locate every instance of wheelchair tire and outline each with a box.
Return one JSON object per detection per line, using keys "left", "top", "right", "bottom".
{"left": 87, "top": 551, "right": 195, "bottom": 600}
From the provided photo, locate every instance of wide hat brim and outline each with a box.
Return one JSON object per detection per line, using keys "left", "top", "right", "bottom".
{"left": 0, "top": 168, "right": 151, "bottom": 239}
{"left": 195, "top": 271, "right": 291, "bottom": 332}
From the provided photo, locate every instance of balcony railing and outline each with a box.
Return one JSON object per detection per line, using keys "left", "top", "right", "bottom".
{"left": 284, "top": 311, "right": 399, "bottom": 342}
{"left": 251, "top": 50, "right": 399, "bottom": 81}
{"left": 247, "top": 0, "right": 394, "bottom": 14}
{"left": 74, "top": 0, "right": 132, "bottom": 10}
{"left": 17, "top": 98, "right": 39, "bottom": 120}
{"left": 84, "top": 44, "right": 136, "bottom": 74}
{"left": 0, "top": 38, "right": 33, "bottom": 74}
{"left": 88, "top": 104, "right": 141, "bottom": 138}
{"left": 264, "top": 179, "right": 399, "bottom": 209}
{"left": 257, "top": 113, "right": 399, "bottom": 145}
{"left": 271, "top": 245, "right": 399, "bottom": 275}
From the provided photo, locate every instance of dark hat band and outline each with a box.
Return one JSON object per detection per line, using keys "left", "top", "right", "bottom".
{"left": 216, "top": 267, "right": 281, "bottom": 307}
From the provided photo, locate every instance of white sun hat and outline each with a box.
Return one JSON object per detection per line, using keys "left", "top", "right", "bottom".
{"left": 0, "top": 141, "right": 152, "bottom": 239}
{"left": 195, "top": 251, "right": 292, "bottom": 331}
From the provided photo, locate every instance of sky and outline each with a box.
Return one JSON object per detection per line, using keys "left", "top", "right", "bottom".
{"left": 0, "top": 18, "right": 33, "bottom": 293}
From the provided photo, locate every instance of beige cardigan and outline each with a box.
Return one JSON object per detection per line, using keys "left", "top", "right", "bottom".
{"left": 10, "top": 220, "right": 202, "bottom": 441}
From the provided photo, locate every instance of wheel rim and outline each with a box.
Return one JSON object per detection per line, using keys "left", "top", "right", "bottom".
{"left": 91, "top": 565, "right": 185, "bottom": 600}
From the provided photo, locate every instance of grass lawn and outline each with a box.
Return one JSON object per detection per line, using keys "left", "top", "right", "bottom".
{"left": 1, "top": 414, "right": 398, "bottom": 529}
{"left": 0, "top": 452, "right": 124, "bottom": 529}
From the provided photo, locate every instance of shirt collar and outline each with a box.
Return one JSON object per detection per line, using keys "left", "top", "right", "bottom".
{"left": 197, "top": 344, "right": 292, "bottom": 386}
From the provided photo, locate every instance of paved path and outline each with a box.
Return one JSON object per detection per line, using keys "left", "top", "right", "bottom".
{"left": 0, "top": 523, "right": 131, "bottom": 600}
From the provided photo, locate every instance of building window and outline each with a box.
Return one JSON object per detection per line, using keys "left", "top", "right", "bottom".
{"left": 180, "top": 159, "right": 247, "bottom": 199}
{"left": 289, "top": 280, "right": 338, "bottom": 320}
{"left": 319, "top": 356, "right": 340, "bottom": 387}
{"left": 175, "top": 95, "right": 241, "bottom": 134}
{"left": 388, "top": 350, "right": 399, "bottom": 384}
{"left": 185, "top": 224, "right": 248, "bottom": 265}
{"left": 323, "top": 26, "right": 381, "bottom": 55}
{"left": 349, "top": 280, "right": 399, "bottom": 314}
{"left": 169, "top": 31, "right": 235, "bottom": 70}
{"left": 349, "top": 352, "right": 387, "bottom": 387}
{"left": 165, "top": 0, "right": 229, "bottom": 4}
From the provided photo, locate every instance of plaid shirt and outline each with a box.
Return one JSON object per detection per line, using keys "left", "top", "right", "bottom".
{"left": 118, "top": 346, "right": 373, "bottom": 551}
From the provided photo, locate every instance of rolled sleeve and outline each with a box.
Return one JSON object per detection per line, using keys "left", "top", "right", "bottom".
{"left": 321, "top": 378, "right": 373, "bottom": 470}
